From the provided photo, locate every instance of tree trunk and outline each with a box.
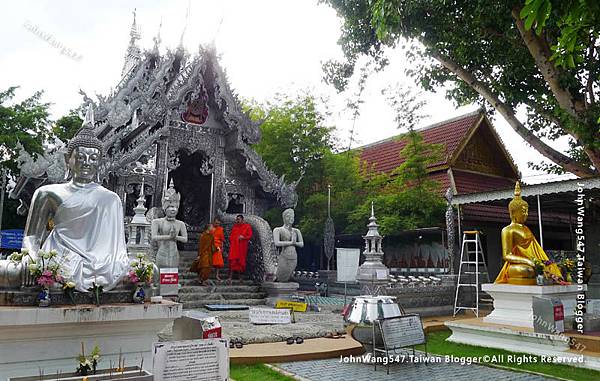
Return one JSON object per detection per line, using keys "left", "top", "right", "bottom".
{"left": 430, "top": 51, "right": 596, "bottom": 177}
{"left": 511, "top": 7, "right": 584, "bottom": 117}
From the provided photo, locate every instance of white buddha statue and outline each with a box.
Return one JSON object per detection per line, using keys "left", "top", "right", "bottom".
{"left": 18, "top": 105, "right": 129, "bottom": 292}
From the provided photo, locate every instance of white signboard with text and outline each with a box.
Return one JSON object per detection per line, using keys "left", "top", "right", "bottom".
{"left": 153, "top": 339, "right": 229, "bottom": 380}
{"left": 336, "top": 248, "right": 360, "bottom": 283}
{"left": 249, "top": 307, "right": 292, "bottom": 324}
{"left": 588, "top": 300, "right": 600, "bottom": 315}
{"left": 160, "top": 267, "right": 179, "bottom": 296}
{"left": 379, "top": 314, "right": 426, "bottom": 349}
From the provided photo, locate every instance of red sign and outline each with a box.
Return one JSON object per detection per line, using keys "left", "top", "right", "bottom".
{"left": 160, "top": 273, "right": 179, "bottom": 285}
{"left": 203, "top": 327, "right": 222, "bottom": 339}
{"left": 341, "top": 304, "right": 351, "bottom": 317}
{"left": 554, "top": 304, "right": 564, "bottom": 321}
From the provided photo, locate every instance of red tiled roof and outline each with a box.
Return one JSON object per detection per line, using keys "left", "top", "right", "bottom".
{"left": 462, "top": 204, "right": 570, "bottom": 226}
{"left": 453, "top": 170, "right": 516, "bottom": 195}
{"left": 429, "top": 171, "right": 451, "bottom": 192}
{"left": 358, "top": 111, "right": 481, "bottom": 174}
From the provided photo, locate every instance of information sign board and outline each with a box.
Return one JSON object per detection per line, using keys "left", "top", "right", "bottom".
{"left": 153, "top": 339, "right": 228, "bottom": 381}
{"left": 249, "top": 307, "right": 292, "bottom": 324}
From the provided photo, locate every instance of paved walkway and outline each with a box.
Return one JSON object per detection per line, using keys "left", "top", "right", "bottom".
{"left": 275, "top": 356, "right": 555, "bottom": 381}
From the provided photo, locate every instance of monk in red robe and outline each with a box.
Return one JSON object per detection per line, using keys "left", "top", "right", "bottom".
{"left": 228, "top": 215, "right": 252, "bottom": 284}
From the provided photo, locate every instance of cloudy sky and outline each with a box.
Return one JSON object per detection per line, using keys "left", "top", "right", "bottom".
{"left": 0, "top": 0, "right": 571, "bottom": 183}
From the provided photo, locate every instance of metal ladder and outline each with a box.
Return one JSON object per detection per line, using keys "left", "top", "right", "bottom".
{"left": 453, "top": 230, "right": 490, "bottom": 317}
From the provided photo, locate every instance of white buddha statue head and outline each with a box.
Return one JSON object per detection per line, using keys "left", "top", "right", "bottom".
{"left": 66, "top": 105, "right": 103, "bottom": 183}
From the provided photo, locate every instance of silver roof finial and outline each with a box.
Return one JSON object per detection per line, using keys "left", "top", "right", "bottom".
{"left": 153, "top": 17, "right": 162, "bottom": 50}
{"left": 122, "top": 9, "right": 142, "bottom": 77}
{"left": 178, "top": 1, "right": 191, "bottom": 48}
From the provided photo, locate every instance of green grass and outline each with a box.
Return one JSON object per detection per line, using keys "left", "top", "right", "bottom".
{"left": 415, "top": 330, "right": 600, "bottom": 381}
{"left": 230, "top": 364, "right": 296, "bottom": 381}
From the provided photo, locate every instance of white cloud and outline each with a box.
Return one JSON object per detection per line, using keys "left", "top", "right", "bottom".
{"left": 0, "top": 0, "right": 570, "bottom": 182}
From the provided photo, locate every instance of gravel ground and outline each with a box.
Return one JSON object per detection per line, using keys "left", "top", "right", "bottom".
{"left": 158, "top": 308, "right": 347, "bottom": 344}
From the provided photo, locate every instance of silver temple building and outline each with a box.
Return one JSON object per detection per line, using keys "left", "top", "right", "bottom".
{"left": 9, "top": 13, "right": 298, "bottom": 282}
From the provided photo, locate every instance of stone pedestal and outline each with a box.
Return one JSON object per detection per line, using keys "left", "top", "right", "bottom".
{"left": 482, "top": 283, "right": 586, "bottom": 328}
{"left": 445, "top": 318, "right": 600, "bottom": 371}
{"left": 356, "top": 261, "right": 389, "bottom": 285}
{"left": 0, "top": 301, "right": 182, "bottom": 379}
{"left": 262, "top": 282, "right": 299, "bottom": 306}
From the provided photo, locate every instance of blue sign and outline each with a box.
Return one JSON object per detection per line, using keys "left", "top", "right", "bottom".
{"left": 0, "top": 229, "right": 24, "bottom": 249}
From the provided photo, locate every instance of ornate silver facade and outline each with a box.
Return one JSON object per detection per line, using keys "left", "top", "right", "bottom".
{"left": 10, "top": 15, "right": 298, "bottom": 282}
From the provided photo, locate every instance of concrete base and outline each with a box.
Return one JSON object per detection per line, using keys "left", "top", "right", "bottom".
{"left": 262, "top": 282, "right": 299, "bottom": 306}
{"left": 356, "top": 261, "right": 388, "bottom": 284}
{"left": 0, "top": 301, "right": 182, "bottom": 379}
{"left": 445, "top": 318, "right": 600, "bottom": 371}
{"left": 482, "top": 283, "right": 586, "bottom": 328}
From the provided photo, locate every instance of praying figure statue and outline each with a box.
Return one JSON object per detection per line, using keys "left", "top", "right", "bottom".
{"left": 273, "top": 208, "right": 304, "bottom": 282}
{"left": 19, "top": 105, "right": 129, "bottom": 292}
{"left": 495, "top": 182, "right": 563, "bottom": 285}
{"left": 151, "top": 180, "right": 188, "bottom": 269}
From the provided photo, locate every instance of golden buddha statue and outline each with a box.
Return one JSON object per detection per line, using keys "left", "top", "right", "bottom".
{"left": 495, "top": 182, "right": 563, "bottom": 285}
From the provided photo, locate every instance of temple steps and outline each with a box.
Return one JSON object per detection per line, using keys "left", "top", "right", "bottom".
{"left": 176, "top": 250, "right": 267, "bottom": 309}
{"left": 179, "top": 278, "right": 256, "bottom": 286}
{"left": 179, "top": 292, "right": 267, "bottom": 302}
{"left": 182, "top": 298, "right": 266, "bottom": 309}
{"left": 179, "top": 285, "right": 261, "bottom": 293}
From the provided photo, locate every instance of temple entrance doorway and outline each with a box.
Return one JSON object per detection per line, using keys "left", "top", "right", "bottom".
{"left": 168, "top": 150, "right": 212, "bottom": 228}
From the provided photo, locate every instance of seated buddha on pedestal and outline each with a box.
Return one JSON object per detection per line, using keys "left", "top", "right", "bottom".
{"left": 495, "top": 182, "right": 563, "bottom": 285}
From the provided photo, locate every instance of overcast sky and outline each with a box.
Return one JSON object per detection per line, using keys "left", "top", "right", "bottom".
{"left": 0, "top": 0, "right": 572, "bottom": 183}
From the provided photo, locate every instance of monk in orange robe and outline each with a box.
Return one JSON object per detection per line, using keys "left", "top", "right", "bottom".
{"left": 228, "top": 215, "right": 252, "bottom": 284}
{"left": 196, "top": 224, "right": 215, "bottom": 285}
{"left": 211, "top": 218, "right": 225, "bottom": 281}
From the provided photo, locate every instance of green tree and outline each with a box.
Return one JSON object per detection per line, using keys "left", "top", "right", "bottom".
{"left": 299, "top": 151, "right": 364, "bottom": 242}
{"left": 348, "top": 130, "right": 446, "bottom": 235}
{"left": 0, "top": 87, "right": 52, "bottom": 176}
{"left": 247, "top": 94, "right": 364, "bottom": 244}
{"left": 321, "top": 0, "right": 600, "bottom": 176}
{"left": 347, "top": 84, "right": 445, "bottom": 234}
{"left": 52, "top": 109, "right": 82, "bottom": 142}
{"left": 250, "top": 94, "right": 334, "bottom": 183}
{"left": 0, "top": 87, "right": 53, "bottom": 231}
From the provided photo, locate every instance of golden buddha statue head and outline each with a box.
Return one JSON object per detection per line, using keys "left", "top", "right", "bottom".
{"left": 508, "top": 182, "right": 528, "bottom": 224}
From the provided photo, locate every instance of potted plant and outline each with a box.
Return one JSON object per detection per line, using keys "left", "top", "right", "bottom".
{"left": 76, "top": 343, "right": 101, "bottom": 376}
{"left": 127, "top": 254, "right": 154, "bottom": 303}
{"left": 9, "top": 249, "right": 68, "bottom": 307}
{"left": 559, "top": 258, "right": 575, "bottom": 283}
{"left": 533, "top": 258, "right": 545, "bottom": 285}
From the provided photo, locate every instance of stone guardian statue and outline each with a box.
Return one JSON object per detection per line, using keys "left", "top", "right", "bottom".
{"left": 13, "top": 105, "right": 129, "bottom": 292}
{"left": 151, "top": 180, "right": 188, "bottom": 269}
{"left": 273, "top": 208, "right": 304, "bottom": 282}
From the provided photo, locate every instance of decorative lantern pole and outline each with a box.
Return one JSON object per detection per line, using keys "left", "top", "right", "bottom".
{"left": 323, "top": 184, "right": 335, "bottom": 270}
{"left": 356, "top": 202, "right": 389, "bottom": 285}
